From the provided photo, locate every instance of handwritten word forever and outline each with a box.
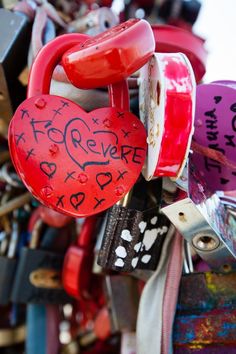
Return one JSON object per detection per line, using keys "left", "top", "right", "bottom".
{"left": 30, "top": 117, "right": 145, "bottom": 171}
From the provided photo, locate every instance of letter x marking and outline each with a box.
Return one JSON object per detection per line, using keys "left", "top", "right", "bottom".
{"left": 52, "top": 108, "right": 62, "bottom": 119}
{"left": 60, "top": 100, "right": 69, "bottom": 108}
{"left": 117, "top": 170, "right": 128, "bottom": 181}
{"left": 64, "top": 171, "right": 76, "bottom": 183}
{"left": 92, "top": 118, "right": 99, "bottom": 125}
{"left": 26, "top": 148, "right": 35, "bottom": 161}
{"left": 94, "top": 197, "right": 105, "bottom": 210}
{"left": 56, "top": 195, "right": 65, "bottom": 208}
{"left": 15, "top": 133, "right": 26, "bottom": 146}
{"left": 121, "top": 129, "right": 131, "bottom": 138}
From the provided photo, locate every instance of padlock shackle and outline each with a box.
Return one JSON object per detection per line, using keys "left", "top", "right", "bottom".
{"left": 27, "top": 34, "right": 130, "bottom": 111}
{"left": 27, "top": 34, "right": 89, "bottom": 98}
{"left": 77, "top": 216, "right": 98, "bottom": 248}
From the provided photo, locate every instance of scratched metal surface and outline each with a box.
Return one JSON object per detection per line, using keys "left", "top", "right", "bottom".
{"left": 173, "top": 272, "right": 236, "bottom": 352}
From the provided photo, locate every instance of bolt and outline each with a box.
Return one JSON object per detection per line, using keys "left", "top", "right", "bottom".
{"left": 103, "top": 119, "right": 112, "bottom": 128}
{"left": 115, "top": 186, "right": 124, "bottom": 197}
{"left": 41, "top": 186, "right": 53, "bottom": 198}
{"left": 49, "top": 144, "right": 59, "bottom": 156}
{"left": 78, "top": 173, "right": 88, "bottom": 184}
{"left": 35, "top": 97, "right": 47, "bottom": 109}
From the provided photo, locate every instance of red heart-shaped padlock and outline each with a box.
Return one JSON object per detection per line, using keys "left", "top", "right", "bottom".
{"left": 9, "top": 34, "right": 147, "bottom": 217}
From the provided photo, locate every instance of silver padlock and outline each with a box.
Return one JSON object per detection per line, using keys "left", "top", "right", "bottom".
{"left": 161, "top": 163, "right": 236, "bottom": 271}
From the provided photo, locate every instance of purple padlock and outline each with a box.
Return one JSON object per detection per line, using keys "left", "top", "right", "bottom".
{"left": 191, "top": 81, "right": 236, "bottom": 192}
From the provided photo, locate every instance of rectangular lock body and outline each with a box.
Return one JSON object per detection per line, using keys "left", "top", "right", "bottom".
{"left": 98, "top": 205, "right": 144, "bottom": 272}
{"left": 11, "top": 247, "right": 72, "bottom": 304}
{"left": 161, "top": 197, "right": 236, "bottom": 270}
{"left": 0, "top": 9, "right": 31, "bottom": 130}
{"left": 105, "top": 275, "right": 139, "bottom": 333}
{"left": 98, "top": 179, "right": 168, "bottom": 272}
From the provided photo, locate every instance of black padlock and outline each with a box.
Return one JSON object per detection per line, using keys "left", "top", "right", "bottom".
{"left": 11, "top": 220, "right": 72, "bottom": 304}
{"left": 97, "top": 178, "right": 145, "bottom": 272}
{"left": 98, "top": 178, "right": 170, "bottom": 272}
{"left": 0, "top": 8, "right": 31, "bottom": 135}
{"left": 0, "top": 217, "right": 18, "bottom": 305}
{"left": 134, "top": 179, "right": 170, "bottom": 270}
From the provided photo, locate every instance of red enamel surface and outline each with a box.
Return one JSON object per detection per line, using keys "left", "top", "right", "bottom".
{"left": 27, "top": 33, "right": 90, "bottom": 97}
{"left": 9, "top": 96, "right": 147, "bottom": 217}
{"left": 62, "top": 216, "right": 97, "bottom": 299}
{"left": 62, "top": 19, "right": 155, "bottom": 89}
{"left": 154, "top": 56, "right": 193, "bottom": 177}
{"left": 152, "top": 25, "right": 207, "bottom": 83}
{"left": 155, "top": 92, "right": 193, "bottom": 176}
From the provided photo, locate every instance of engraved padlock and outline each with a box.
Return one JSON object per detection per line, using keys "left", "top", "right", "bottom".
{"left": 9, "top": 33, "right": 147, "bottom": 217}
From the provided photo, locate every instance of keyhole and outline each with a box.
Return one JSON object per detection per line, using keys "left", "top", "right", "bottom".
{"left": 192, "top": 233, "right": 220, "bottom": 251}
{"left": 104, "top": 20, "right": 110, "bottom": 28}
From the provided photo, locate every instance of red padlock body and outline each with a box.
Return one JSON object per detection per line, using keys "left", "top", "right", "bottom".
{"left": 9, "top": 97, "right": 146, "bottom": 217}
{"left": 152, "top": 25, "right": 207, "bottom": 83}
{"left": 139, "top": 52, "right": 195, "bottom": 179}
{"left": 62, "top": 18, "right": 155, "bottom": 89}
{"left": 27, "top": 34, "right": 90, "bottom": 97}
{"left": 8, "top": 34, "right": 147, "bottom": 217}
{"left": 94, "top": 307, "right": 111, "bottom": 340}
{"left": 39, "top": 205, "right": 72, "bottom": 228}
{"left": 63, "top": 246, "right": 93, "bottom": 299}
{"left": 62, "top": 216, "right": 97, "bottom": 299}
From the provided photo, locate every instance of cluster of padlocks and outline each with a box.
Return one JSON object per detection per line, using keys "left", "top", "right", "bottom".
{"left": 0, "top": 0, "right": 236, "bottom": 353}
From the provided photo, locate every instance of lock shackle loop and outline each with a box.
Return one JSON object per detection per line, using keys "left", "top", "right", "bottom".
{"left": 27, "top": 33, "right": 130, "bottom": 111}
{"left": 62, "top": 19, "right": 155, "bottom": 90}
{"left": 27, "top": 33, "right": 89, "bottom": 98}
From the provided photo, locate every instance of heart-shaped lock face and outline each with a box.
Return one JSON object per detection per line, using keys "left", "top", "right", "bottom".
{"left": 9, "top": 95, "right": 147, "bottom": 217}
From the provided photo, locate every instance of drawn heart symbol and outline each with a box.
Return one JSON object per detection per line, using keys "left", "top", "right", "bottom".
{"left": 96, "top": 172, "right": 112, "bottom": 190}
{"left": 40, "top": 162, "right": 57, "bottom": 179}
{"left": 70, "top": 192, "right": 85, "bottom": 210}
{"left": 9, "top": 95, "right": 147, "bottom": 217}
{"left": 214, "top": 96, "right": 222, "bottom": 104}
